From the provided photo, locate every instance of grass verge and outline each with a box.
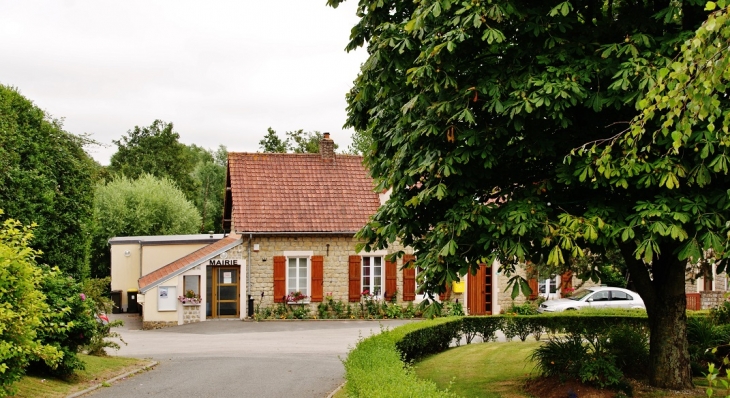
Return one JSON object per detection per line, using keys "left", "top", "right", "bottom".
{"left": 414, "top": 341, "right": 539, "bottom": 398}
{"left": 10, "top": 354, "right": 151, "bottom": 398}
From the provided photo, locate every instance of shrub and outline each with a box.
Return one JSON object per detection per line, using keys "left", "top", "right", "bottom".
{"left": 462, "top": 316, "right": 502, "bottom": 344}
{"left": 531, "top": 334, "right": 588, "bottom": 381}
{"left": 0, "top": 215, "right": 61, "bottom": 396}
{"left": 442, "top": 300, "right": 465, "bottom": 317}
{"left": 503, "top": 316, "right": 536, "bottom": 342}
{"left": 711, "top": 301, "right": 730, "bottom": 325}
{"left": 506, "top": 302, "right": 539, "bottom": 315}
{"left": 28, "top": 267, "right": 97, "bottom": 377}
{"left": 603, "top": 324, "right": 649, "bottom": 379}
{"left": 82, "top": 277, "right": 125, "bottom": 356}
{"left": 395, "top": 319, "right": 462, "bottom": 362}
{"left": 578, "top": 352, "right": 623, "bottom": 388}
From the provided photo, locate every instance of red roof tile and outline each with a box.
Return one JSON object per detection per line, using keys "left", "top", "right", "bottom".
{"left": 138, "top": 233, "right": 241, "bottom": 291}
{"left": 227, "top": 153, "right": 381, "bottom": 233}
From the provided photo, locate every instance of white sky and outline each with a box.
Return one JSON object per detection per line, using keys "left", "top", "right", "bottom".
{"left": 0, "top": 1, "right": 368, "bottom": 165}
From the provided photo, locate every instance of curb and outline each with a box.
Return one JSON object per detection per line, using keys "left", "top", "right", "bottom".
{"left": 66, "top": 360, "right": 158, "bottom": 398}
{"left": 326, "top": 382, "right": 346, "bottom": 398}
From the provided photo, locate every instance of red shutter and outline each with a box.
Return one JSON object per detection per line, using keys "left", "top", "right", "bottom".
{"left": 560, "top": 271, "right": 573, "bottom": 295}
{"left": 527, "top": 264, "right": 539, "bottom": 300}
{"left": 311, "top": 256, "right": 324, "bottom": 302}
{"left": 273, "top": 256, "right": 286, "bottom": 303}
{"left": 348, "top": 255, "right": 361, "bottom": 302}
{"left": 402, "top": 254, "right": 416, "bottom": 301}
{"left": 384, "top": 259, "right": 397, "bottom": 300}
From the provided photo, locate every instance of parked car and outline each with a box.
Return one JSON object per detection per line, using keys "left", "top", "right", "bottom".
{"left": 537, "top": 286, "right": 645, "bottom": 313}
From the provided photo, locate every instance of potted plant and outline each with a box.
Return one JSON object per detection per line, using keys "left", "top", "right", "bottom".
{"left": 178, "top": 289, "right": 202, "bottom": 305}
{"left": 286, "top": 291, "right": 308, "bottom": 303}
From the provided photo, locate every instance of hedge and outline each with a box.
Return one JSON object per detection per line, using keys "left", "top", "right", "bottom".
{"left": 342, "top": 318, "right": 460, "bottom": 398}
{"left": 342, "top": 311, "right": 652, "bottom": 397}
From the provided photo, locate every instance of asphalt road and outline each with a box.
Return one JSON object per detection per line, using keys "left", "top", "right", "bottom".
{"left": 87, "top": 315, "right": 413, "bottom": 398}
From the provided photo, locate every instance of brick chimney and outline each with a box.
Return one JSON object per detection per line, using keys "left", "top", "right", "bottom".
{"left": 320, "top": 132, "right": 335, "bottom": 162}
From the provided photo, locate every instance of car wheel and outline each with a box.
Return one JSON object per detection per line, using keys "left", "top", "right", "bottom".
{"left": 565, "top": 308, "right": 577, "bottom": 311}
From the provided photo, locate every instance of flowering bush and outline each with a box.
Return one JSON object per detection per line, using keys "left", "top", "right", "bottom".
{"left": 562, "top": 287, "right": 576, "bottom": 298}
{"left": 286, "top": 291, "right": 308, "bottom": 303}
{"left": 178, "top": 289, "right": 202, "bottom": 304}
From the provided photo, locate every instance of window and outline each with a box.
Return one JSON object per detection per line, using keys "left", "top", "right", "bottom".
{"left": 610, "top": 290, "right": 632, "bottom": 301}
{"left": 590, "top": 291, "right": 610, "bottom": 301}
{"left": 287, "top": 257, "right": 309, "bottom": 297}
{"left": 184, "top": 275, "right": 200, "bottom": 297}
{"left": 362, "top": 256, "right": 383, "bottom": 297}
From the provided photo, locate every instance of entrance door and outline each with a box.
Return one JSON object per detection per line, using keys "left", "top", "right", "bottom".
{"left": 209, "top": 267, "right": 239, "bottom": 318}
{"left": 467, "top": 264, "right": 492, "bottom": 315}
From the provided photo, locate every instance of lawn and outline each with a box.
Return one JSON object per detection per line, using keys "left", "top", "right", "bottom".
{"left": 9, "top": 354, "right": 152, "bottom": 398}
{"left": 414, "top": 341, "right": 539, "bottom": 398}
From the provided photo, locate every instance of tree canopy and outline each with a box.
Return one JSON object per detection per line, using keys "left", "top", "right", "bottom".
{"left": 258, "top": 128, "right": 338, "bottom": 153}
{"left": 258, "top": 127, "right": 289, "bottom": 153}
{"left": 0, "top": 85, "right": 96, "bottom": 277}
{"left": 108, "top": 120, "right": 197, "bottom": 198}
{"left": 330, "top": 0, "right": 728, "bottom": 389}
{"left": 188, "top": 144, "right": 228, "bottom": 233}
{"left": 89, "top": 174, "right": 201, "bottom": 277}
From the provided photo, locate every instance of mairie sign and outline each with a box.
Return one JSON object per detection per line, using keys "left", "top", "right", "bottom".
{"left": 208, "top": 259, "right": 241, "bottom": 266}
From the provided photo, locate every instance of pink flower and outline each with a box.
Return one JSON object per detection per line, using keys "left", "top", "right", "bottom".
{"left": 79, "top": 293, "right": 86, "bottom": 301}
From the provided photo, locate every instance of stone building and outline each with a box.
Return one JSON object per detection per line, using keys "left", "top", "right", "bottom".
{"left": 111, "top": 134, "right": 592, "bottom": 329}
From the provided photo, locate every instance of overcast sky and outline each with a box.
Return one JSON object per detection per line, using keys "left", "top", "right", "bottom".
{"left": 0, "top": 1, "right": 368, "bottom": 165}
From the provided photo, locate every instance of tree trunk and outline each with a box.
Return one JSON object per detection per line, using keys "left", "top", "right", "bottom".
{"left": 646, "top": 289, "right": 692, "bottom": 389}
{"left": 619, "top": 241, "right": 693, "bottom": 389}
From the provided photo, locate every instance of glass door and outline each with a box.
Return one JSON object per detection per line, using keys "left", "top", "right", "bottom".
{"left": 210, "top": 267, "right": 239, "bottom": 318}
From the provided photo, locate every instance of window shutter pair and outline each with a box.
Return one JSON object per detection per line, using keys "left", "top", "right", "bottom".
{"left": 273, "top": 255, "right": 324, "bottom": 303}
{"left": 402, "top": 254, "right": 416, "bottom": 301}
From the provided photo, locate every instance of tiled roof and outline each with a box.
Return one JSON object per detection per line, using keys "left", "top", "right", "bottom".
{"left": 138, "top": 233, "right": 241, "bottom": 292}
{"left": 228, "top": 153, "right": 381, "bottom": 233}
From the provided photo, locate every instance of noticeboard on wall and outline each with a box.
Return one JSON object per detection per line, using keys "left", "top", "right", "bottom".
{"left": 158, "top": 286, "right": 177, "bottom": 311}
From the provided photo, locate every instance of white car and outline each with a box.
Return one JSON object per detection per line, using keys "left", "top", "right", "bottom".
{"left": 537, "top": 286, "right": 645, "bottom": 313}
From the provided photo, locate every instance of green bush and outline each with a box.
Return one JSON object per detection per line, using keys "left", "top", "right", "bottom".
{"left": 343, "top": 321, "right": 458, "bottom": 397}
{"left": 396, "top": 319, "right": 463, "bottom": 362}
{"left": 603, "top": 324, "right": 649, "bottom": 379}
{"left": 579, "top": 352, "right": 623, "bottom": 388}
{"left": 0, "top": 215, "right": 61, "bottom": 396}
{"left": 28, "top": 267, "right": 98, "bottom": 377}
{"left": 531, "top": 334, "right": 587, "bottom": 381}
{"left": 82, "top": 277, "right": 125, "bottom": 356}
{"left": 461, "top": 316, "right": 502, "bottom": 344}
{"left": 711, "top": 301, "right": 730, "bottom": 324}
{"left": 506, "top": 302, "right": 539, "bottom": 315}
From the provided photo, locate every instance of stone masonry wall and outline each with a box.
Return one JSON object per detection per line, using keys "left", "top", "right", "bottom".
{"left": 247, "top": 235, "right": 414, "bottom": 311}
{"left": 183, "top": 305, "right": 201, "bottom": 324}
{"left": 142, "top": 321, "right": 178, "bottom": 330}
{"left": 702, "top": 291, "right": 727, "bottom": 309}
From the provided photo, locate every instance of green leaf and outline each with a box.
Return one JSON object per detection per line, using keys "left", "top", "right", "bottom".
{"left": 432, "top": 2, "right": 441, "bottom": 17}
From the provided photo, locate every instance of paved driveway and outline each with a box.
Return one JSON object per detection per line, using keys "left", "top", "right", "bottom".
{"left": 88, "top": 315, "right": 413, "bottom": 398}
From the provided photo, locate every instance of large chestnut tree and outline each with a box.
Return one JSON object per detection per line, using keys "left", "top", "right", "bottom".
{"left": 330, "top": 0, "right": 730, "bottom": 389}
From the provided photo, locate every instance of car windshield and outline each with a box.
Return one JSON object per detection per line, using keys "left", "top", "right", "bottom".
{"left": 570, "top": 289, "right": 594, "bottom": 301}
